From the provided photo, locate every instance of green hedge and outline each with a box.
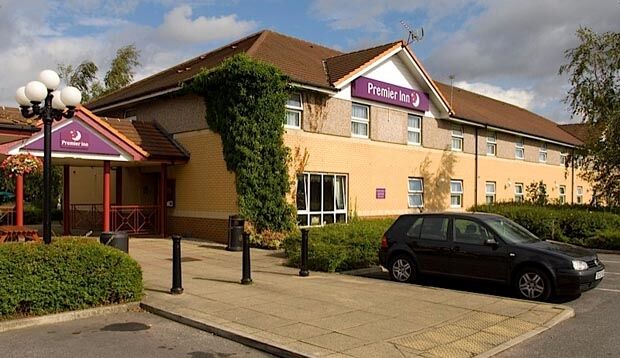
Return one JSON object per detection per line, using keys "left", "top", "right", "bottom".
{"left": 0, "top": 238, "right": 143, "bottom": 318}
{"left": 472, "top": 203, "right": 620, "bottom": 249}
{"left": 283, "top": 219, "right": 393, "bottom": 272}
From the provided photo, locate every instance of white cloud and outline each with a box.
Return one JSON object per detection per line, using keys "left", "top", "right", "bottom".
{"left": 157, "top": 5, "right": 258, "bottom": 44}
{"left": 76, "top": 17, "right": 130, "bottom": 27}
{"left": 453, "top": 81, "right": 535, "bottom": 109}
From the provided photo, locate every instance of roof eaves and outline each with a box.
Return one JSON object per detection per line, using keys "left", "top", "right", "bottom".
{"left": 152, "top": 121, "right": 191, "bottom": 159}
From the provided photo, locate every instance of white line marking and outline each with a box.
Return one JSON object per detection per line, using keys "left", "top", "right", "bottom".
{"left": 596, "top": 288, "right": 620, "bottom": 293}
{"left": 602, "top": 260, "right": 620, "bottom": 264}
{"left": 603, "top": 272, "right": 620, "bottom": 275}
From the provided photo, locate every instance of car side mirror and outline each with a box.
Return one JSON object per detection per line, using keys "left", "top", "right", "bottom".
{"left": 484, "top": 238, "right": 498, "bottom": 246}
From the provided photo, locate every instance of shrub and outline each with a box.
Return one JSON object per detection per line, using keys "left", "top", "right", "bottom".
{"left": 584, "top": 229, "right": 620, "bottom": 250}
{"left": 283, "top": 218, "right": 393, "bottom": 272}
{"left": 0, "top": 238, "right": 143, "bottom": 318}
{"left": 472, "top": 203, "right": 620, "bottom": 248}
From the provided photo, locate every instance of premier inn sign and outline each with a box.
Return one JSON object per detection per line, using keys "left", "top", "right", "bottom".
{"left": 351, "top": 76, "right": 430, "bottom": 112}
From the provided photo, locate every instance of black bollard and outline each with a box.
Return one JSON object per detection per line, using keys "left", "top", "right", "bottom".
{"left": 241, "top": 232, "right": 253, "bottom": 285}
{"left": 299, "top": 228, "right": 310, "bottom": 277}
{"left": 170, "top": 234, "right": 184, "bottom": 294}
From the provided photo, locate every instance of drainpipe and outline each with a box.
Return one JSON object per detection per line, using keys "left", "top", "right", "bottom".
{"left": 474, "top": 127, "right": 479, "bottom": 207}
{"left": 571, "top": 149, "right": 575, "bottom": 204}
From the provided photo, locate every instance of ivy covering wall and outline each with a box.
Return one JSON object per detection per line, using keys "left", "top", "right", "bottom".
{"left": 190, "top": 54, "right": 294, "bottom": 232}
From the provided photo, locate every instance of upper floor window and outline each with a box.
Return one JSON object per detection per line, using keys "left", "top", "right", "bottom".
{"left": 450, "top": 179, "right": 463, "bottom": 208}
{"left": 515, "top": 137, "right": 525, "bottom": 159}
{"left": 285, "top": 93, "right": 302, "bottom": 129}
{"left": 485, "top": 182, "right": 496, "bottom": 204}
{"left": 539, "top": 142, "right": 548, "bottom": 163}
{"left": 408, "top": 177, "right": 424, "bottom": 208}
{"left": 486, "top": 131, "right": 496, "bottom": 156}
{"left": 451, "top": 125, "right": 464, "bottom": 151}
{"left": 514, "top": 183, "right": 524, "bottom": 203}
{"left": 560, "top": 150, "right": 568, "bottom": 166}
{"left": 576, "top": 186, "right": 583, "bottom": 204}
{"left": 351, "top": 103, "right": 369, "bottom": 138}
{"left": 407, "top": 114, "right": 422, "bottom": 145}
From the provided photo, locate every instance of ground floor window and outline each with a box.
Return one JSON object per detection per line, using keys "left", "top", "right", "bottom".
{"left": 559, "top": 185, "right": 566, "bottom": 204}
{"left": 450, "top": 179, "right": 463, "bottom": 208}
{"left": 576, "top": 186, "right": 583, "bottom": 204}
{"left": 514, "top": 183, "right": 524, "bottom": 203}
{"left": 485, "top": 181, "right": 496, "bottom": 204}
{"left": 296, "top": 173, "right": 347, "bottom": 226}
{"left": 408, "top": 177, "right": 424, "bottom": 208}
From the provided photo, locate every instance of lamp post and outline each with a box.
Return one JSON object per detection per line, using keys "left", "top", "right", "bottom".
{"left": 15, "top": 70, "right": 82, "bottom": 244}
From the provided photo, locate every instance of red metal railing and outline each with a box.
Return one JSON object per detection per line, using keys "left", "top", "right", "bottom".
{"left": 0, "top": 207, "right": 15, "bottom": 226}
{"left": 111, "top": 205, "right": 159, "bottom": 235}
{"left": 70, "top": 204, "right": 160, "bottom": 235}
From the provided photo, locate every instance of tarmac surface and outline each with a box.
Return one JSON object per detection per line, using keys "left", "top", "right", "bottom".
{"left": 0, "top": 310, "right": 274, "bottom": 358}
{"left": 130, "top": 238, "right": 574, "bottom": 358}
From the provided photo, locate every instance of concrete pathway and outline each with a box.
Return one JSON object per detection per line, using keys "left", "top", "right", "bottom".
{"left": 130, "top": 238, "right": 573, "bottom": 358}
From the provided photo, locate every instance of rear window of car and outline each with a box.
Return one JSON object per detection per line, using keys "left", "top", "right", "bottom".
{"left": 386, "top": 215, "right": 419, "bottom": 238}
{"left": 420, "top": 217, "right": 449, "bottom": 241}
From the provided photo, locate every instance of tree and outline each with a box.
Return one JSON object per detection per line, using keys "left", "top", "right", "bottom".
{"left": 560, "top": 27, "right": 620, "bottom": 206}
{"left": 58, "top": 44, "right": 141, "bottom": 102}
{"left": 526, "top": 181, "right": 548, "bottom": 206}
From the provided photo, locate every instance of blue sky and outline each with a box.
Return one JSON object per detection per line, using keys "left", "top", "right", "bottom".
{"left": 1, "top": 0, "right": 619, "bottom": 122}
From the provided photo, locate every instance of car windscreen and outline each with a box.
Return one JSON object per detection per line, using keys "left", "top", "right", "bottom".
{"left": 481, "top": 216, "right": 541, "bottom": 244}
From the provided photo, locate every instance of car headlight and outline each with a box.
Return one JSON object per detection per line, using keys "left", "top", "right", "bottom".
{"left": 572, "top": 260, "right": 588, "bottom": 271}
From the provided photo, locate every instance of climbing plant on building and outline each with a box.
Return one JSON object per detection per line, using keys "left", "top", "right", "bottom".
{"left": 190, "top": 53, "right": 295, "bottom": 232}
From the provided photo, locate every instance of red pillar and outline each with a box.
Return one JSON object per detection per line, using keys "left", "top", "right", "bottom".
{"left": 159, "top": 163, "right": 167, "bottom": 237}
{"left": 115, "top": 167, "right": 123, "bottom": 205}
{"left": 63, "top": 165, "right": 71, "bottom": 235}
{"left": 103, "top": 161, "right": 111, "bottom": 232}
{"left": 15, "top": 174, "right": 23, "bottom": 226}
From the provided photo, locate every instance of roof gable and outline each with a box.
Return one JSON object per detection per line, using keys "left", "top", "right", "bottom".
{"left": 325, "top": 42, "right": 401, "bottom": 86}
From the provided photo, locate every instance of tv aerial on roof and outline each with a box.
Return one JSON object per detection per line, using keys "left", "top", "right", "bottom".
{"left": 400, "top": 20, "right": 424, "bottom": 45}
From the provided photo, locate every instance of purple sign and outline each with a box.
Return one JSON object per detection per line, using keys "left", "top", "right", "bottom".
{"left": 351, "top": 77, "right": 430, "bottom": 112}
{"left": 376, "top": 188, "right": 386, "bottom": 199}
{"left": 25, "top": 120, "right": 120, "bottom": 156}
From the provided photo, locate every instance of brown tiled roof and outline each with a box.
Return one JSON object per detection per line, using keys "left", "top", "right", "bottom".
{"left": 435, "top": 82, "right": 582, "bottom": 146}
{"left": 88, "top": 30, "right": 341, "bottom": 110}
{"left": 559, "top": 123, "right": 590, "bottom": 142}
{"left": 100, "top": 117, "right": 189, "bottom": 160}
{"left": 324, "top": 42, "right": 400, "bottom": 85}
{"left": 0, "top": 107, "right": 39, "bottom": 132}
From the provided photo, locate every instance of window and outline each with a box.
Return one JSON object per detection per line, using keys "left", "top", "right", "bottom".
{"left": 351, "top": 103, "right": 369, "bottom": 137}
{"left": 450, "top": 180, "right": 463, "bottom": 208}
{"left": 539, "top": 142, "right": 548, "bottom": 162}
{"left": 296, "top": 173, "right": 347, "bottom": 226}
{"left": 408, "top": 178, "right": 424, "bottom": 208}
{"left": 576, "top": 186, "right": 583, "bottom": 204}
{"left": 284, "top": 93, "right": 302, "bottom": 129}
{"left": 454, "top": 219, "right": 491, "bottom": 245}
{"left": 514, "top": 183, "right": 524, "bottom": 203}
{"left": 407, "top": 114, "right": 422, "bottom": 145}
{"left": 451, "top": 125, "right": 464, "bottom": 151}
{"left": 560, "top": 150, "right": 568, "bottom": 166}
{"left": 485, "top": 182, "right": 496, "bottom": 204}
{"left": 420, "top": 217, "right": 450, "bottom": 241}
{"left": 486, "top": 131, "right": 497, "bottom": 156}
{"left": 559, "top": 185, "right": 566, "bottom": 204}
{"left": 515, "top": 137, "right": 524, "bottom": 159}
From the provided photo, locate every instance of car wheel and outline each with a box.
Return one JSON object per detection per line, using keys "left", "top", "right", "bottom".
{"left": 389, "top": 254, "right": 417, "bottom": 283}
{"left": 515, "top": 268, "right": 552, "bottom": 301}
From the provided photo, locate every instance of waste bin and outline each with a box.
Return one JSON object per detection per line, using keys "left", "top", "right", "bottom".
{"left": 226, "top": 215, "right": 244, "bottom": 251}
{"left": 100, "top": 231, "right": 129, "bottom": 253}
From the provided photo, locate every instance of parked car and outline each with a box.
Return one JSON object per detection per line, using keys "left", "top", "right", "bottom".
{"left": 379, "top": 212, "right": 605, "bottom": 301}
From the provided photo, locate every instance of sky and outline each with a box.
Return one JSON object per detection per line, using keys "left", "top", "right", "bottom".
{"left": 1, "top": 0, "right": 618, "bottom": 123}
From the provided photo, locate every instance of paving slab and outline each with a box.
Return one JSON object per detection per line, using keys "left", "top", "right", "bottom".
{"left": 131, "top": 238, "right": 574, "bottom": 358}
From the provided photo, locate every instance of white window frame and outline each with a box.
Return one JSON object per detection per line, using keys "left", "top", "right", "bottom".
{"left": 450, "top": 179, "right": 463, "bottom": 208}
{"left": 576, "top": 186, "right": 583, "bottom": 204}
{"left": 486, "top": 131, "right": 497, "bottom": 156}
{"left": 407, "top": 177, "right": 424, "bottom": 208}
{"left": 485, "top": 181, "right": 496, "bottom": 204}
{"left": 451, "top": 125, "right": 464, "bottom": 152}
{"left": 407, "top": 114, "right": 422, "bottom": 145}
{"left": 560, "top": 150, "right": 568, "bottom": 166}
{"left": 284, "top": 93, "right": 303, "bottom": 129}
{"left": 514, "top": 183, "right": 524, "bottom": 203}
{"left": 351, "top": 103, "right": 369, "bottom": 138}
{"left": 539, "top": 142, "right": 548, "bottom": 163}
{"left": 296, "top": 173, "right": 348, "bottom": 226}
{"left": 515, "top": 137, "right": 524, "bottom": 159}
{"left": 559, "top": 185, "right": 566, "bottom": 204}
